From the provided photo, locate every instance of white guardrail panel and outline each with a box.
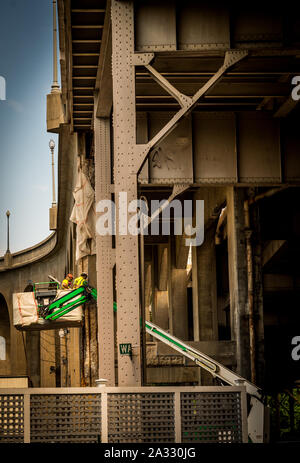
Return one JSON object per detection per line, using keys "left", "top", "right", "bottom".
{"left": 0, "top": 386, "right": 248, "bottom": 443}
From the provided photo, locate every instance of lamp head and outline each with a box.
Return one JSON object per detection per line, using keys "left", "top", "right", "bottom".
{"left": 6, "top": 210, "right": 10, "bottom": 218}
{"left": 49, "top": 139, "right": 55, "bottom": 150}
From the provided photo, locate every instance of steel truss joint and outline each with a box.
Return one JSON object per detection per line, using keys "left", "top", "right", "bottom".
{"left": 131, "top": 53, "right": 155, "bottom": 66}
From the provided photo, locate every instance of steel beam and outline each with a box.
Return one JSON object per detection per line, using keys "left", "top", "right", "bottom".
{"left": 94, "top": 116, "right": 115, "bottom": 386}
{"left": 145, "top": 64, "right": 192, "bottom": 107}
{"left": 136, "top": 82, "right": 290, "bottom": 99}
{"left": 96, "top": 0, "right": 113, "bottom": 118}
{"left": 111, "top": 0, "right": 142, "bottom": 386}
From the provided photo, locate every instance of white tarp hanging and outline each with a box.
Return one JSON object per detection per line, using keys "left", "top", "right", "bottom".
{"left": 70, "top": 168, "right": 96, "bottom": 261}
{"left": 13, "top": 291, "right": 83, "bottom": 331}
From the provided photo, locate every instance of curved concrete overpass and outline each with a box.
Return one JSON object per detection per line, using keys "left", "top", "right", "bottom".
{"left": 0, "top": 232, "right": 57, "bottom": 272}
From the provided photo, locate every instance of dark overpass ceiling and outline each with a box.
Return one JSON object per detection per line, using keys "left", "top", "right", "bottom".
{"left": 66, "top": 1, "right": 300, "bottom": 131}
{"left": 70, "top": 0, "right": 106, "bottom": 131}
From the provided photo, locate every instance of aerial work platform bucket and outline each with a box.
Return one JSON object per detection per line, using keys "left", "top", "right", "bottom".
{"left": 13, "top": 289, "right": 83, "bottom": 331}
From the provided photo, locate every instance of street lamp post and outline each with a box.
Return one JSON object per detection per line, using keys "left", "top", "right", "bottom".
{"left": 49, "top": 139, "right": 56, "bottom": 206}
{"left": 49, "top": 139, "right": 58, "bottom": 230}
{"left": 4, "top": 210, "right": 12, "bottom": 267}
{"left": 6, "top": 210, "right": 10, "bottom": 253}
{"left": 51, "top": 0, "right": 60, "bottom": 93}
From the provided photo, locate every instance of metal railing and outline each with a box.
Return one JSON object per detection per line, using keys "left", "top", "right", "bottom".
{"left": 0, "top": 386, "right": 248, "bottom": 443}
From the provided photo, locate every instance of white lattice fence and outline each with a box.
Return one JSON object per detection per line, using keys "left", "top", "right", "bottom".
{"left": 0, "top": 394, "right": 24, "bottom": 443}
{"left": 181, "top": 391, "right": 244, "bottom": 443}
{"left": 30, "top": 394, "right": 102, "bottom": 443}
{"left": 107, "top": 392, "right": 176, "bottom": 443}
{"left": 0, "top": 387, "right": 248, "bottom": 443}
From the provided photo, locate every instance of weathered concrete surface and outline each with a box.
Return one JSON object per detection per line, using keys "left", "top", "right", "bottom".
{"left": 147, "top": 366, "right": 199, "bottom": 385}
{"left": 227, "top": 187, "right": 251, "bottom": 380}
{"left": 46, "top": 92, "right": 65, "bottom": 133}
{"left": 154, "top": 291, "right": 169, "bottom": 331}
{"left": 196, "top": 226, "right": 218, "bottom": 342}
{"left": 168, "top": 236, "right": 189, "bottom": 340}
{"left": 0, "top": 294, "right": 10, "bottom": 376}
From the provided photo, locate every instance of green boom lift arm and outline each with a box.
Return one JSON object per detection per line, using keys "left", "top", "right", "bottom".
{"left": 40, "top": 282, "right": 98, "bottom": 321}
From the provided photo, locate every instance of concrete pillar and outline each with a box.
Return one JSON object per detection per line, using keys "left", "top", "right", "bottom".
{"left": 26, "top": 332, "right": 40, "bottom": 387}
{"left": 192, "top": 187, "right": 225, "bottom": 384}
{"left": 193, "top": 188, "right": 221, "bottom": 342}
{"left": 68, "top": 328, "right": 81, "bottom": 386}
{"left": 150, "top": 244, "right": 169, "bottom": 331}
{"left": 154, "top": 291, "right": 169, "bottom": 330}
{"left": 192, "top": 245, "right": 199, "bottom": 342}
{"left": 60, "top": 330, "right": 69, "bottom": 387}
{"left": 0, "top": 295, "right": 11, "bottom": 376}
{"left": 10, "top": 327, "right": 26, "bottom": 377}
{"left": 168, "top": 236, "right": 189, "bottom": 340}
{"left": 193, "top": 224, "right": 218, "bottom": 386}
{"left": 252, "top": 203, "right": 265, "bottom": 387}
{"left": 226, "top": 187, "right": 251, "bottom": 379}
{"left": 59, "top": 328, "right": 80, "bottom": 387}
{"left": 196, "top": 226, "right": 218, "bottom": 342}
{"left": 40, "top": 331, "right": 55, "bottom": 387}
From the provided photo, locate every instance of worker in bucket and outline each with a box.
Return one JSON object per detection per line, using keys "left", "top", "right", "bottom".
{"left": 61, "top": 273, "right": 73, "bottom": 290}
{"left": 73, "top": 272, "right": 88, "bottom": 289}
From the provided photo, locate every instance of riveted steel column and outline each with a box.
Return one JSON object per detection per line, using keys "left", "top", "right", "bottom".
{"left": 94, "top": 116, "right": 115, "bottom": 386}
{"left": 111, "top": 0, "right": 141, "bottom": 385}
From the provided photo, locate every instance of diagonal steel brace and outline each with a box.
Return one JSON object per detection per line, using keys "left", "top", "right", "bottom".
{"left": 141, "top": 183, "right": 191, "bottom": 232}
{"left": 134, "top": 50, "right": 248, "bottom": 174}
{"left": 145, "top": 64, "right": 193, "bottom": 107}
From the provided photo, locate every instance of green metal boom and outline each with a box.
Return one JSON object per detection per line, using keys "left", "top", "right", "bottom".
{"left": 43, "top": 284, "right": 97, "bottom": 321}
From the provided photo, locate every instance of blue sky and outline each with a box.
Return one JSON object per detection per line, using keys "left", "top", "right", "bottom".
{"left": 0, "top": 0, "right": 59, "bottom": 254}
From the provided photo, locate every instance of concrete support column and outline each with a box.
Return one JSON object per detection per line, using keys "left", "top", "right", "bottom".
{"left": 168, "top": 236, "right": 189, "bottom": 340}
{"left": 60, "top": 330, "right": 69, "bottom": 387}
{"left": 10, "top": 328, "right": 26, "bottom": 377}
{"left": 226, "top": 187, "right": 251, "bottom": 379}
{"left": 193, "top": 223, "right": 218, "bottom": 386}
{"left": 154, "top": 291, "right": 169, "bottom": 330}
{"left": 196, "top": 226, "right": 218, "bottom": 342}
{"left": 26, "top": 332, "right": 40, "bottom": 387}
{"left": 252, "top": 203, "right": 265, "bottom": 387}
{"left": 60, "top": 329, "right": 80, "bottom": 387}
{"left": 192, "top": 189, "right": 220, "bottom": 343}
{"left": 67, "top": 328, "right": 81, "bottom": 386}
{"left": 192, "top": 188, "right": 225, "bottom": 384}
{"left": 40, "top": 331, "right": 55, "bottom": 387}
{"left": 192, "top": 245, "right": 199, "bottom": 342}
{"left": 151, "top": 244, "right": 169, "bottom": 330}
